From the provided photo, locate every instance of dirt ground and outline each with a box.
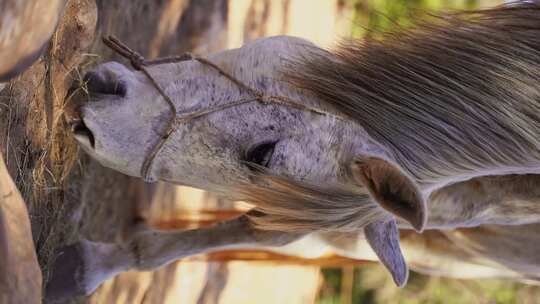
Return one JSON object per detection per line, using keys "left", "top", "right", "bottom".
{"left": 0, "top": 1, "right": 353, "bottom": 303}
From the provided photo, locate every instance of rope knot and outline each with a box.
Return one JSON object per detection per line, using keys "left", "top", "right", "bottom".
{"left": 129, "top": 52, "right": 146, "bottom": 70}
{"left": 256, "top": 94, "right": 271, "bottom": 105}
{"left": 103, "top": 35, "right": 147, "bottom": 70}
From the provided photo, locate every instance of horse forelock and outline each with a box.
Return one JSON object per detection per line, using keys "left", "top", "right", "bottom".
{"left": 287, "top": 3, "right": 540, "bottom": 189}
{"left": 235, "top": 174, "right": 389, "bottom": 233}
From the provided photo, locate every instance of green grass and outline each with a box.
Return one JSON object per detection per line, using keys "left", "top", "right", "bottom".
{"left": 318, "top": 265, "right": 540, "bottom": 304}
{"left": 348, "top": 0, "right": 501, "bottom": 38}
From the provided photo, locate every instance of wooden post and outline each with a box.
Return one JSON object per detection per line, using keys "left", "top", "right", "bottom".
{"left": 0, "top": 154, "right": 42, "bottom": 303}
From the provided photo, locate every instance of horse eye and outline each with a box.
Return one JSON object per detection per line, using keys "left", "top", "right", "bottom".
{"left": 245, "top": 141, "right": 277, "bottom": 169}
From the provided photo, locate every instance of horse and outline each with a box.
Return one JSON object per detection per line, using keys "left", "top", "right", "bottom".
{"left": 46, "top": 2, "right": 540, "bottom": 300}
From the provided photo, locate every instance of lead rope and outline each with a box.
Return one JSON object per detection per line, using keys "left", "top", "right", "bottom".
{"left": 102, "top": 35, "right": 341, "bottom": 182}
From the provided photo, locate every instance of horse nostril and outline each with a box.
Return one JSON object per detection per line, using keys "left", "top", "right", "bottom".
{"left": 83, "top": 71, "right": 127, "bottom": 97}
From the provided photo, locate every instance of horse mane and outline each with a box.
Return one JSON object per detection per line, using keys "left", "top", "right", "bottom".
{"left": 288, "top": 2, "right": 540, "bottom": 188}
{"left": 239, "top": 3, "right": 540, "bottom": 232}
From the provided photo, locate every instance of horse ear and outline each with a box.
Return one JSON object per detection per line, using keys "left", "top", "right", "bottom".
{"left": 364, "top": 219, "right": 408, "bottom": 287}
{"left": 351, "top": 157, "right": 426, "bottom": 232}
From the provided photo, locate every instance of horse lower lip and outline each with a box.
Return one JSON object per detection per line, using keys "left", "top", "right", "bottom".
{"left": 64, "top": 81, "right": 86, "bottom": 123}
{"left": 72, "top": 121, "right": 95, "bottom": 149}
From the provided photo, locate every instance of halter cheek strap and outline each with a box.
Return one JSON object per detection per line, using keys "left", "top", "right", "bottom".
{"left": 102, "top": 35, "right": 341, "bottom": 182}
